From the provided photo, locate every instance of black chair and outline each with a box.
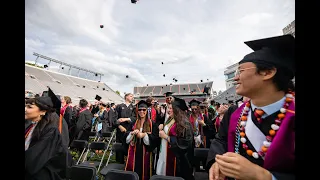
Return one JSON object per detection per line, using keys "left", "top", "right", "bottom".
{"left": 69, "top": 140, "right": 88, "bottom": 165}
{"left": 79, "top": 141, "right": 108, "bottom": 172}
{"left": 68, "top": 165, "right": 97, "bottom": 180}
{"left": 193, "top": 148, "right": 209, "bottom": 172}
{"left": 150, "top": 175, "right": 184, "bottom": 180}
{"left": 104, "top": 169, "right": 139, "bottom": 180}
{"left": 194, "top": 148, "right": 209, "bottom": 159}
{"left": 100, "top": 143, "right": 126, "bottom": 177}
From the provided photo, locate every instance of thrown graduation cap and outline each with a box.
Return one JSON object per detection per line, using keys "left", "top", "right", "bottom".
{"left": 240, "top": 34, "right": 295, "bottom": 77}
{"left": 137, "top": 100, "right": 149, "bottom": 109}
{"left": 189, "top": 99, "right": 201, "bottom": 107}
{"left": 172, "top": 97, "right": 188, "bottom": 111}
{"left": 164, "top": 91, "right": 174, "bottom": 97}
{"left": 95, "top": 95, "right": 102, "bottom": 101}
{"left": 162, "top": 62, "right": 164, "bottom": 65}
{"left": 200, "top": 80, "right": 203, "bottom": 82}
{"left": 131, "top": 0, "right": 138, "bottom": 3}
{"left": 163, "top": 74, "right": 166, "bottom": 77}
{"left": 183, "top": 88, "right": 186, "bottom": 90}
{"left": 100, "top": 25, "right": 104, "bottom": 28}
{"left": 126, "top": 75, "right": 129, "bottom": 78}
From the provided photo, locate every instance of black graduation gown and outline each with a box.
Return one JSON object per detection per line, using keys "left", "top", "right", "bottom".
{"left": 25, "top": 123, "right": 72, "bottom": 180}
{"left": 91, "top": 105, "right": 99, "bottom": 115}
{"left": 94, "top": 109, "right": 108, "bottom": 131}
{"left": 75, "top": 109, "right": 93, "bottom": 141}
{"left": 123, "top": 120, "right": 159, "bottom": 180}
{"left": 107, "top": 108, "right": 118, "bottom": 131}
{"left": 202, "top": 114, "right": 215, "bottom": 148}
{"left": 206, "top": 105, "right": 294, "bottom": 180}
{"left": 169, "top": 120, "right": 195, "bottom": 180}
{"left": 114, "top": 103, "right": 137, "bottom": 142}
{"left": 63, "top": 106, "right": 73, "bottom": 128}
{"left": 52, "top": 112, "right": 70, "bottom": 148}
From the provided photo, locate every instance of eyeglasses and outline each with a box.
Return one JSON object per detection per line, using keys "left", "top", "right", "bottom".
{"left": 235, "top": 67, "right": 256, "bottom": 76}
{"left": 191, "top": 108, "right": 198, "bottom": 111}
{"left": 138, "top": 109, "right": 147, "bottom": 112}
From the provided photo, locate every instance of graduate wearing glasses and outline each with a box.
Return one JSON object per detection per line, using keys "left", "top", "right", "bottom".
{"left": 124, "top": 100, "right": 159, "bottom": 180}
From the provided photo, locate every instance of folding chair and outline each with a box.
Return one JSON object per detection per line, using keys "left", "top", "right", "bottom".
{"left": 193, "top": 148, "right": 209, "bottom": 172}
{"left": 150, "top": 175, "right": 184, "bottom": 180}
{"left": 104, "top": 169, "right": 139, "bottom": 180}
{"left": 68, "top": 140, "right": 88, "bottom": 165}
{"left": 68, "top": 165, "right": 97, "bottom": 180}
{"left": 100, "top": 142, "right": 126, "bottom": 177}
{"left": 79, "top": 141, "right": 108, "bottom": 172}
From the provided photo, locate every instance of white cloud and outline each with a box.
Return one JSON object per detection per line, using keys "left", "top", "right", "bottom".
{"left": 25, "top": 0, "right": 295, "bottom": 94}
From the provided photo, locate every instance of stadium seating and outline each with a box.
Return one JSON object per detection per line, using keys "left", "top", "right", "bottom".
{"left": 25, "top": 64, "right": 124, "bottom": 105}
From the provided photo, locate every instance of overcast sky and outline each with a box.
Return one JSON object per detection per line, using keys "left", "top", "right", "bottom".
{"left": 25, "top": 0, "right": 295, "bottom": 95}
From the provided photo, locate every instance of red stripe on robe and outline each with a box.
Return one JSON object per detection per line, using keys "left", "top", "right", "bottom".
{"left": 165, "top": 123, "right": 177, "bottom": 176}
{"left": 125, "top": 119, "right": 153, "bottom": 180}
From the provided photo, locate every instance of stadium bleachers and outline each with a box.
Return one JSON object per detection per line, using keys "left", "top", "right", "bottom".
{"left": 133, "top": 81, "right": 213, "bottom": 104}
{"left": 213, "top": 85, "right": 242, "bottom": 104}
{"left": 25, "top": 64, "right": 124, "bottom": 105}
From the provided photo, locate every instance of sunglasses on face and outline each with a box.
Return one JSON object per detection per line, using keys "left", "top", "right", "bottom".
{"left": 138, "top": 109, "right": 147, "bottom": 112}
{"left": 191, "top": 108, "right": 198, "bottom": 111}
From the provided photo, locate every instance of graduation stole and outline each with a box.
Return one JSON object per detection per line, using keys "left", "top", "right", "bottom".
{"left": 60, "top": 104, "right": 68, "bottom": 116}
{"left": 25, "top": 123, "right": 35, "bottom": 139}
{"left": 159, "top": 117, "right": 175, "bottom": 152}
{"left": 130, "top": 118, "right": 152, "bottom": 146}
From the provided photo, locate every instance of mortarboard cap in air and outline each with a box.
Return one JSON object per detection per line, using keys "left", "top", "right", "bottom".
{"left": 189, "top": 99, "right": 201, "bottom": 107}
{"left": 172, "top": 97, "right": 188, "bottom": 111}
{"left": 95, "top": 95, "right": 102, "bottom": 101}
{"left": 239, "top": 34, "right": 295, "bottom": 77}
{"left": 137, "top": 100, "right": 149, "bottom": 109}
{"left": 164, "top": 91, "right": 174, "bottom": 97}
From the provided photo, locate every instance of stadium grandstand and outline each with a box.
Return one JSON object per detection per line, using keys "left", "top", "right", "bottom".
{"left": 25, "top": 63, "right": 124, "bottom": 105}
{"left": 133, "top": 81, "right": 214, "bottom": 104}
{"left": 212, "top": 85, "right": 242, "bottom": 104}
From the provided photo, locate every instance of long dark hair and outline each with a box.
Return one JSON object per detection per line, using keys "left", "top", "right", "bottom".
{"left": 172, "top": 104, "right": 187, "bottom": 137}
{"left": 135, "top": 111, "right": 151, "bottom": 132}
{"left": 25, "top": 98, "right": 59, "bottom": 142}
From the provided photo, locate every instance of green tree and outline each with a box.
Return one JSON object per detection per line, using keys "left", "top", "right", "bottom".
{"left": 115, "top": 90, "right": 120, "bottom": 95}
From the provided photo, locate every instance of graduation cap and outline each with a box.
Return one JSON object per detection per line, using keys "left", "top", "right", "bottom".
{"left": 95, "top": 95, "right": 102, "bottom": 101}
{"left": 161, "top": 62, "right": 164, "bottom": 65}
{"left": 172, "top": 97, "right": 188, "bottom": 111}
{"left": 100, "top": 25, "right": 104, "bottom": 28}
{"left": 131, "top": 0, "right": 138, "bottom": 3}
{"left": 183, "top": 88, "right": 186, "bottom": 90}
{"left": 163, "top": 74, "right": 166, "bottom": 77}
{"left": 189, "top": 99, "right": 201, "bottom": 107}
{"left": 42, "top": 88, "right": 61, "bottom": 115}
{"left": 200, "top": 80, "right": 203, "bottom": 82}
{"left": 126, "top": 75, "right": 129, "bottom": 78}
{"left": 240, "top": 34, "right": 295, "bottom": 77}
{"left": 137, "top": 100, "right": 149, "bottom": 109}
{"left": 164, "top": 91, "right": 174, "bottom": 97}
